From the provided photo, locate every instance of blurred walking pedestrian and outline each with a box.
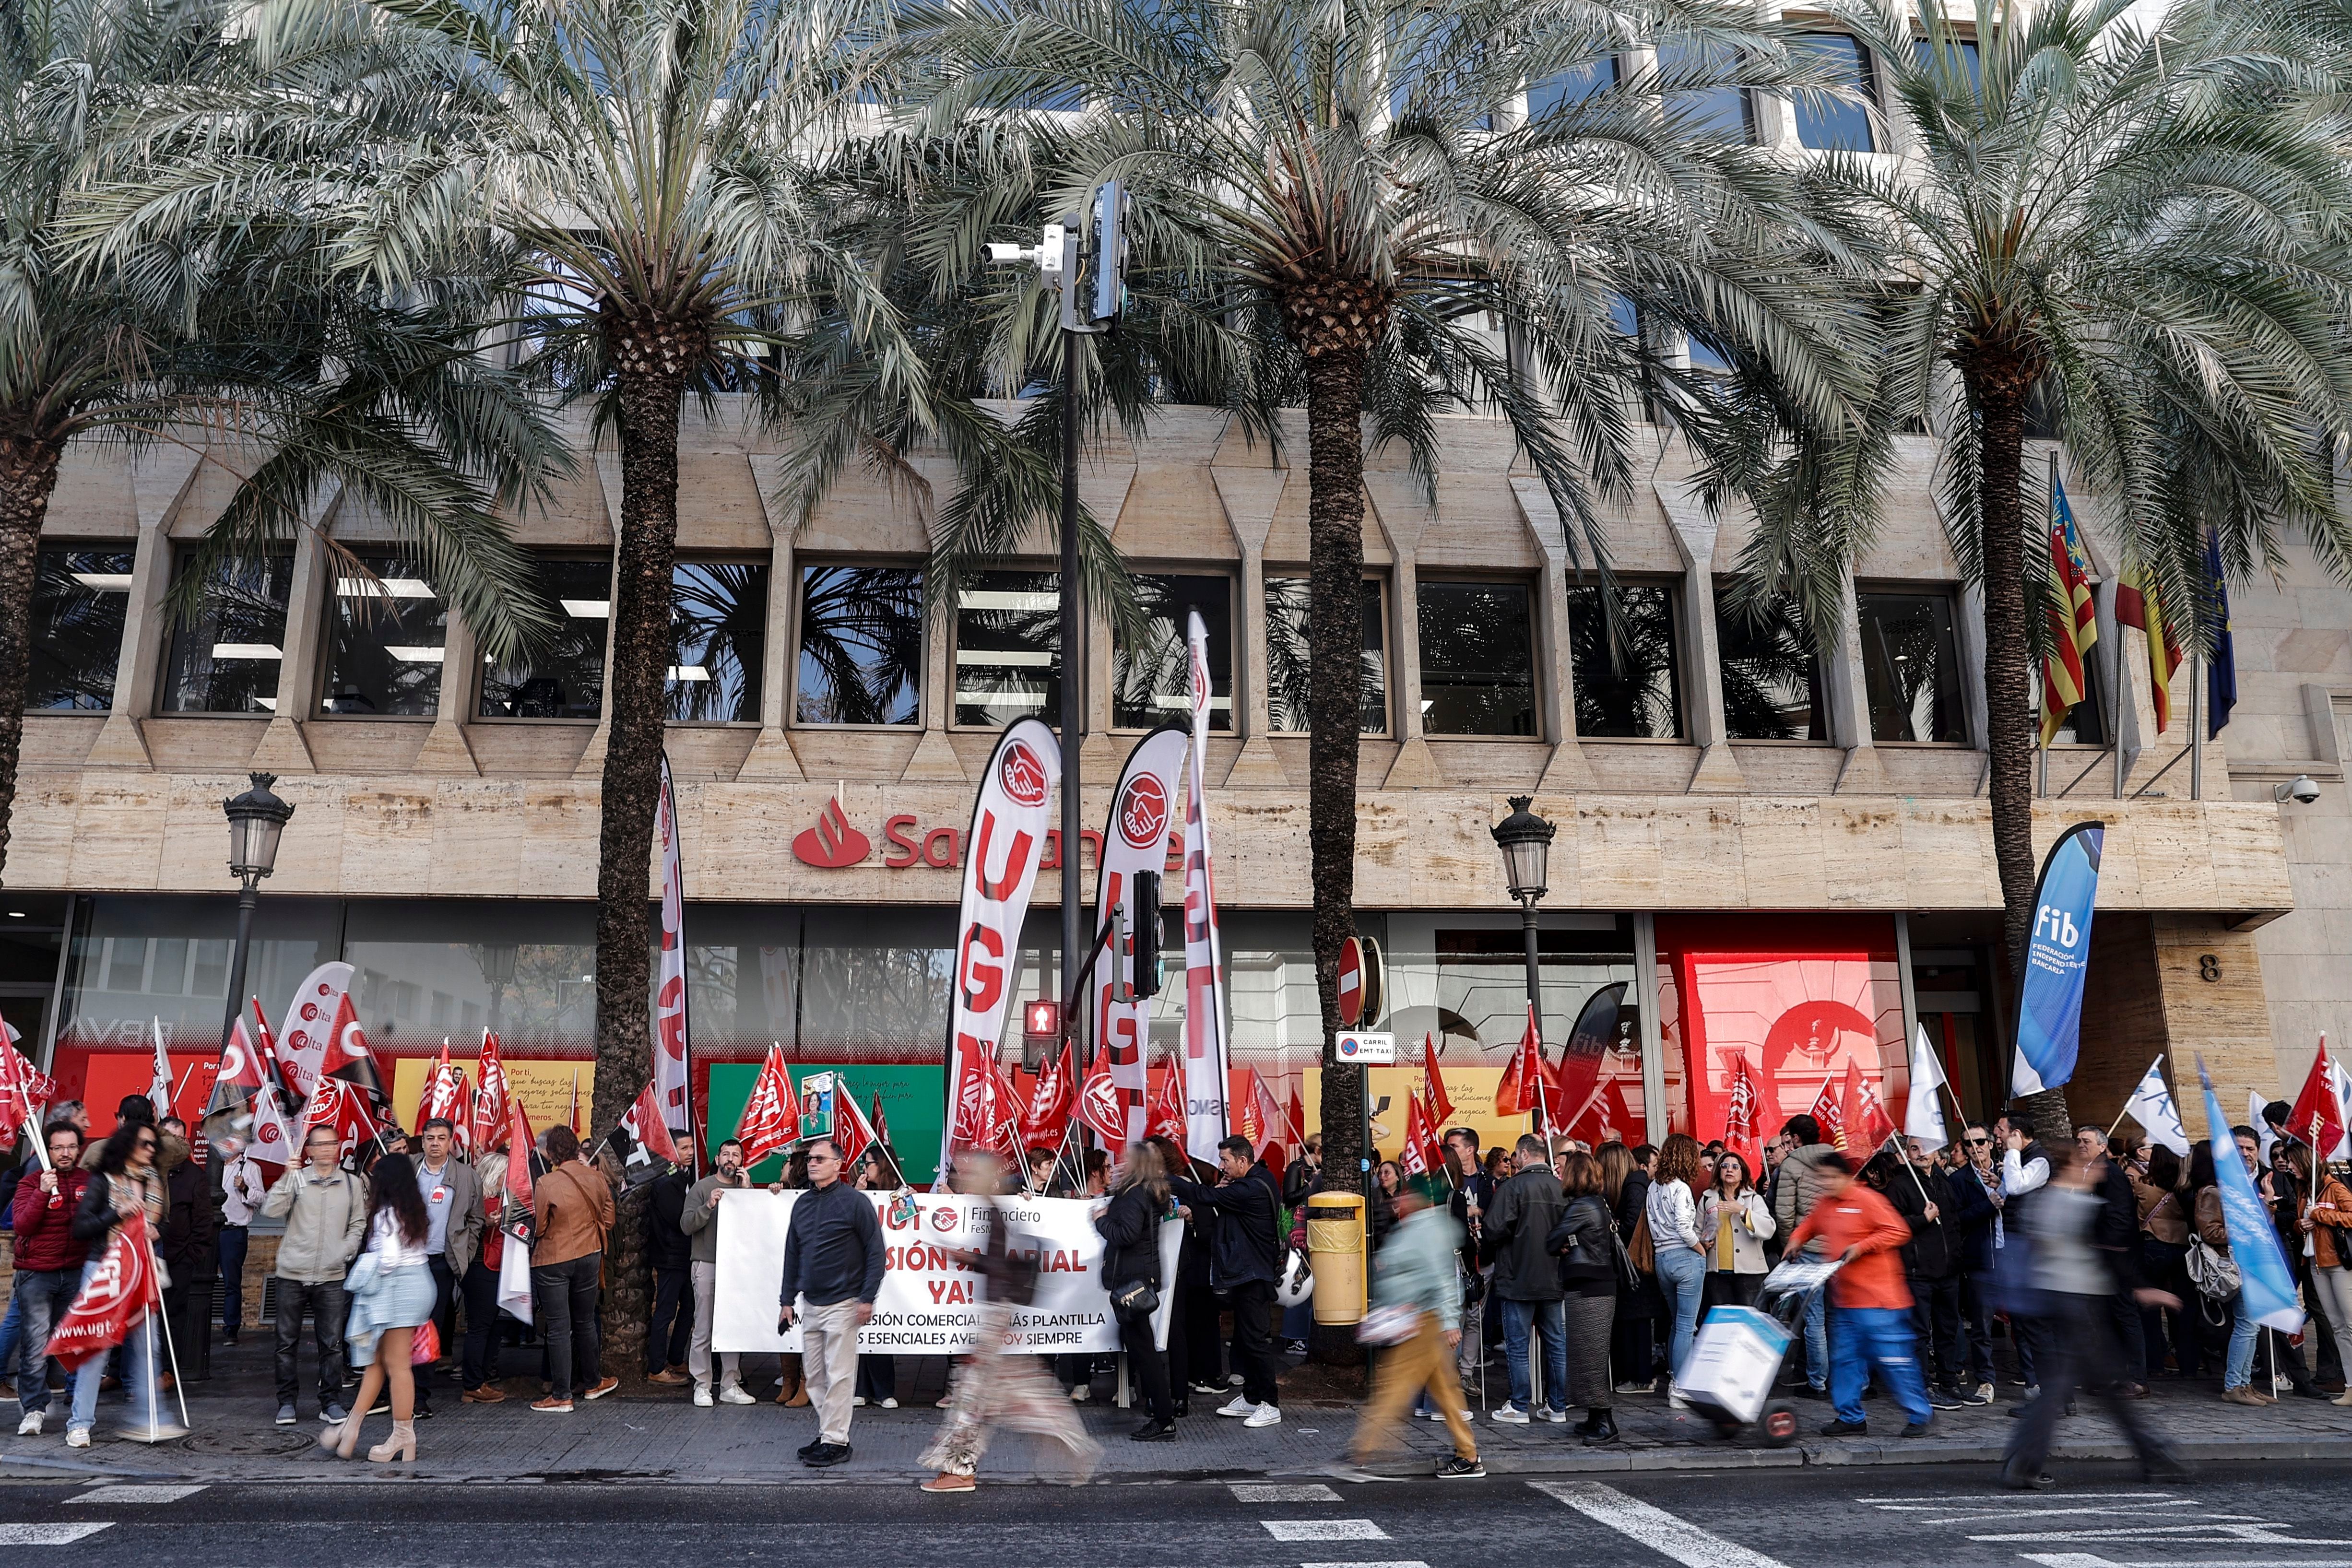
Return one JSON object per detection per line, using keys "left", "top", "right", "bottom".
{"left": 1335, "top": 1175, "right": 1483, "bottom": 1480}
{"left": 1787, "top": 1152, "right": 1930, "bottom": 1439}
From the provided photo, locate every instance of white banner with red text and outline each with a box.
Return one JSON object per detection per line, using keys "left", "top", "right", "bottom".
{"left": 710, "top": 1190, "right": 1178, "bottom": 1355}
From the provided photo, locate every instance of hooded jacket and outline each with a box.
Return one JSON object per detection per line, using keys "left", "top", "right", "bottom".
{"left": 1771, "top": 1144, "right": 1842, "bottom": 1256}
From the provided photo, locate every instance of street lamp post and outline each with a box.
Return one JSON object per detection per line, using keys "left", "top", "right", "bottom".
{"left": 219, "top": 772, "right": 295, "bottom": 1051}
{"left": 1490, "top": 794, "right": 1556, "bottom": 1035}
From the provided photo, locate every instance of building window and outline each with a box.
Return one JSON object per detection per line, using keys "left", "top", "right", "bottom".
{"left": 1266, "top": 577, "right": 1388, "bottom": 733}
{"left": 1417, "top": 581, "right": 1537, "bottom": 736}
{"left": 1716, "top": 588, "right": 1824, "bottom": 740}
{"left": 29, "top": 546, "right": 133, "bottom": 711}
{"left": 159, "top": 548, "right": 294, "bottom": 714}
{"left": 1793, "top": 35, "right": 1878, "bottom": 152}
{"left": 795, "top": 564, "right": 922, "bottom": 725}
{"left": 320, "top": 553, "right": 447, "bottom": 716}
{"left": 1567, "top": 583, "right": 1685, "bottom": 739}
{"left": 668, "top": 562, "right": 767, "bottom": 723}
{"left": 1858, "top": 589, "right": 1966, "bottom": 742}
{"left": 1114, "top": 574, "right": 1233, "bottom": 730}
{"left": 1528, "top": 56, "right": 1618, "bottom": 118}
{"left": 954, "top": 571, "right": 1059, "bottom": 727}
{"left": 479, "top": 556, "right": 609, "bottom": 719}
{"left": 1656, "top": 36, "right": 1755, "bottom": 144}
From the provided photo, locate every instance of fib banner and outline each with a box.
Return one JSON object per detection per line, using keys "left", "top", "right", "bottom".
{"left": 709, "top": 1191, "right": 1180, "bottom": 1355}
{"left": 2012, "top": 820, "right": 2104, "bottom": 1098}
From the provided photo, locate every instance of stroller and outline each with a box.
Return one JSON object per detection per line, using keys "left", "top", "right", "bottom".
{"left": 1672, "top": 1256, "right": 1843, "bottom": 1448}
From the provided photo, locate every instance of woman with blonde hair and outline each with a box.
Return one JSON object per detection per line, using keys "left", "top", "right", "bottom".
{"left": 1098, "top": 1140, "right": 1177, "bottom": 1440}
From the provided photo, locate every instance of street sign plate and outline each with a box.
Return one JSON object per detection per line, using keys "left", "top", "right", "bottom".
{"left": 1335, "top": 1031, "right": 1395, "bottom": 1064}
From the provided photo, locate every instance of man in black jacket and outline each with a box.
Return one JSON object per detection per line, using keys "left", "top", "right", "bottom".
{"left": 1944, "top": 1125, "right": 2002, "bottom": 1404}
{"left": 1172, "top": 1135, "right": 1283, "bottom": 1427}
{"left": 778, "top": 1140, "right": 884, "bottom": 1466}
{"left": 1890, "top": 1137, "right": 1965, "bottom": 1407}
{"left": 1482, "top": 1135, "right": 1569, "bottom": 1421}
{"left": 645, "top": 1160, "right": 693, "bottom": 1383}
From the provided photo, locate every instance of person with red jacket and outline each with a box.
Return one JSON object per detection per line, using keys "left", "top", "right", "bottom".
{"left": 9, "top": 1124, "right": 92, "bottom": 1436}
{"left": 1787, "top": 1151, "right": 1932, "bottom": 1439}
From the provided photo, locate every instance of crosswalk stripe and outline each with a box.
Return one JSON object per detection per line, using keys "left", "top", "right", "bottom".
{"left": 71, "top": 1485, "right": 207, "bottom": 1505}
{"left": 1297, "top": 1560, "right": 1431, "bottom": 1568}
{"left": 1231, "top": 1484, "right": 1341, "bottom": 1503}
{"left": 2022, "top": 1557, "right": 2352, "bottom": 1568}
{"left": 0, "top": 1524, "right": 115, "bottom": 1545}
{"left": 1530, "top": 1481, "right": 1792, "bottom": 1568}
{"left": 1263, "top": 1521, "right": 1390, "bottom": 1541}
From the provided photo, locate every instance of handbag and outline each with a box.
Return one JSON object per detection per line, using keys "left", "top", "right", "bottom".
{"left": 1358, "top": 1304, "right": 1417, "bottom": 1346}
{"left": 1109, "top": 1278, "right": 1159, "bottom": 1317}
{"left": 2187, "top": 1235, "right": 2240, "bottom": 1300}
{"left": 1627, "top": 1212, "right": 1656, "bottom": 1275}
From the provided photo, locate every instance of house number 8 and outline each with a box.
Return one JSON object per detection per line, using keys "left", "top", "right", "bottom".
{"left": 2198, "top": 954, "right": 2222, "bottom": 982}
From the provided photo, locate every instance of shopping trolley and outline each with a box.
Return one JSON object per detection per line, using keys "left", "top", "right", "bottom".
{"left": 1673, "top": 1256, "right": 1843, "bottom": 1448}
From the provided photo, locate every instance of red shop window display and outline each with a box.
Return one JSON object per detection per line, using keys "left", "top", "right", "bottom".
{"left": 1654, "top": 915, "right": 1908, "bottom": 1158}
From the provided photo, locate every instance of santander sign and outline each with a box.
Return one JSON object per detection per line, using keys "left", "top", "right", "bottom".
{"left": 788, "top": 794, "right": 1121, "bottom": 873}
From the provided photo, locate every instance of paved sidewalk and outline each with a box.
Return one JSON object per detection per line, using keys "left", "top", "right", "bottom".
{"left": 4, "top": 1340, "right": 2348, "bottom": 1486}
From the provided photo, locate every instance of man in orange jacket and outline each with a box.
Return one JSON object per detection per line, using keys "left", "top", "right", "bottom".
{"left": 1787, "top": 1152, "right": 1932, "bottom": 1438}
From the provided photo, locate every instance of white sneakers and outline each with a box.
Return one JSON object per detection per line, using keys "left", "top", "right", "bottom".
{"left": 1666, "top": 1384, "right": 1689, "bottom": 1411}
{"left": 1217, "top": 1394, "right": 1254, "bottom": 1417}
{"left": 693, "top": 1387, "right": 714, "bottom": 1408}
{"left": 1490, "top": 1403, "right": 1531, "bottom": 1424}
{"left": 65, "top": 1427, "right": 90, "bottom": 1449}
{"left": 1535, "top": 1405, "right": 1568, "bottom": 1425}
{"left": 17, "top": 1410, "right": 41, "bottom": 1436}
{"left": 719, "top": 1383, "right": 756, "bottom": 1405}
{"left": 1243, "top": 1403, "right": 1282, "bottom": 1428}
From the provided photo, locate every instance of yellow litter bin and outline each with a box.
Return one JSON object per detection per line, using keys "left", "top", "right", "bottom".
{"left": 1306, "top": 1190, "right": 1366, "bottom": 1325}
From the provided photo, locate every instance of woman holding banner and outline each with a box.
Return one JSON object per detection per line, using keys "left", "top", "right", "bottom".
{"left": 66, "top": 1122, "right": 174, "bottom": 1445}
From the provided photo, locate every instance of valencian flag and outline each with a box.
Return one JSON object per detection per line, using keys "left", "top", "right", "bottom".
{"left": 2289, "top": 1036, "right": 2349, "bottom": 1161}
{"left": 2039, "top": 475, "right": 2100, "bottom": 744}
{"left": 2116, "top": 567, "right": 2185, "bottom": 733}
{"left": 2199, "top": 1057, "right": 2303, "bottom": 1330}
{"left": 2204, "top": 532, "right": 2236, "bottom": 737}
{"left": 2012, "top": 821, "right": 2104, "bottom": 1098}
{"left": 49, "top": 1211, "right": 162, "bottom": 1371}
{"left": 472, "top": 1032, "right": 512, "bottom": 1155}
{"left": 734, "top": 1043, "right": 799, "bottom": 1166}
{"left": 1421, "top": 1035, "right": 1455, "bottom": 1126}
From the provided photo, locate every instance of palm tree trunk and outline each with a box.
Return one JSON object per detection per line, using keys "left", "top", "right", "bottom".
{"left": 1967, "top": 363, "right": 2071, "bottom": 1136}
{"left": 1305, "top": 347, "right": 1368, "bottom": 1200}
{"left": 592, "top": 352, "right": 687, "bottom": 1383}
{"left": 0, "top": 435, "right": 64, "bottom": 887}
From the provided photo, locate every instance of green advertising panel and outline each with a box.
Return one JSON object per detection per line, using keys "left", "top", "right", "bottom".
{"left": 703, "top": 1062, "right": 944, "bottom": 1186}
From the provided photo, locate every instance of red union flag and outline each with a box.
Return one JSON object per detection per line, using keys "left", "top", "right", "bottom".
{"left": 620, "top": 1080, "right": 681, "bottom": 1169}
{"left": 1146, "top": 1059, "right": 1188, "bottom": 1148}
{"left": 1019, "top": 1044, "right": 1075, "bottom": 1151}
{"left": 652, "top": 755, "right": 692, "bottom": 1141}
{"left": 303, "top": 1076, "right": 383, "bottom": 1163}
{"left": 834, "top": 1085, "right": 880, "bottom": 1171}
{"left": 1093, "top": 726, "right": 1186, "bottom": 1151}
{"left": 1422, "top": 1035, "right": 1455, "bottom": 1127}
{"left": 319, "top": 992, "right": 387, "bottom": 1103}
{"left": 49, "top": 1211, "right": 161, "bottom": 1371}
{"left": 735, "top": 1043, "right": 798, "bottom": 1166}
{"left": 2289, "top": 1034, "right": 2348, "bottom": 1161}
{"left": 472, "top": 1032, "right": 512, "bottom": 1155}
{"left": 205, "top": 1016, "right": 267, "bottom": 1118}
{"left": 1843, "top": 1059, "right": 1896, "bottom": 1152}
{"left": 0, "top": 1022, "right": 55, "bottom": 1134}
{"left": 940, "top": 719, "right": 1061, "bottom": 1179}
{"left": 1724, "top": 1054, "right": 1761, "bottom": 1162}
{"left": 1809, "top": 1074, "right": 1849, "bottom": 1152}
{"left": 1398, "top": 1091, "right": 1435, "bottom": 1178}
{"left": 1078, "top": 1045, "right": 1125, "bottom": 1153}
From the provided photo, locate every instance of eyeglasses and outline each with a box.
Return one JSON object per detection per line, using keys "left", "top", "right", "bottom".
{"left": 135, "top": 1138, "right": 157, "bottom": 1152}
{"left": 1965, "top": 1136, "right": 1991, "bottom": 1145}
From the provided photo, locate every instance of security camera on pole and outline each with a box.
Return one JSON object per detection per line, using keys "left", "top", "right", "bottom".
{"left": 987, "top": 181, "right": 1133, "bottom": 1110}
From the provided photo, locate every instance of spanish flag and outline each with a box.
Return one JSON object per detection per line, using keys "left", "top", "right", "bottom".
{"left": 2039, "top": 476, "right": 2101, "bottom": 744}
{"left": 2115, "top": 567, "right": 2185, "bottom": 734}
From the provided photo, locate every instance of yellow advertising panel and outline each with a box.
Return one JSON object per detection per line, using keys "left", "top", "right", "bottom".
{"left": 389, "top": 1056, "right": 597, "bottom": 1139}
{"left": 1300, "top": 1065, "right": 1528, "bottom": 1161}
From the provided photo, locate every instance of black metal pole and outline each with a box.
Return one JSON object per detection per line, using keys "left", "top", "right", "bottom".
{"left": 220, "top": 875, "right": 260, "bottom": 1051}
{"left": 1060, "top": 334, "right": 1083, "bottom": 1023}
{"left": 1520, "top": 896, "right": 1542, "bottom": 1025}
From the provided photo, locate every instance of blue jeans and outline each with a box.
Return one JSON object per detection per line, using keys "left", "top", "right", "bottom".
{"left": 12, "top": 1268, "right": 87, "bottom": 1415}
{"left": 1501, "top": 1297, "right": 1568, "bottom": 1411}
{"left": 1831, "top": 1304, "right": 1930, "bottom": 1426}
{"left": 0, "top": 1289, "right": 22, "bottom": 1374}
{"left": 2226, "top": 1300, "right": 2260, "bottom": 1389}
{"left": 1655, "top": 1246, "right": 1706, "bottom": 1381}
{"left": 68, "top": 1261, "right": 164, "bottom": 1435}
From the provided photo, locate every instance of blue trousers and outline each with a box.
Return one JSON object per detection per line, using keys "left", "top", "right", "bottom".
{"left": 1655, "top": 1246, "right": 1706, "bottom": 1379}
{"left": 1831, "top": 1304, "right": 1929, "bottom": 1427}
{"left": 1802, "top": 1286, "right": 1829, "bottom": 1387}
{"left": 1501, "top": 1297, "right": 1568, "bottom": 1411}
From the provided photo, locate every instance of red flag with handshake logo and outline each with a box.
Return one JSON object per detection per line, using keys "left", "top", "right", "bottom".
{"left": 50, "top": 1212, "right": 162, "bottom": 1371}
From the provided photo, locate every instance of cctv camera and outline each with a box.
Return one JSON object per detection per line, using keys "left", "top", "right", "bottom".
{"left": 2274, "top": 774, "right": 2322, "bottom": 805}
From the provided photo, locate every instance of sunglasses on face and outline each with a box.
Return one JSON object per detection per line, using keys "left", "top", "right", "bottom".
{"left": 1966, "top": 1136, "right": 1991, "bottom": 1145}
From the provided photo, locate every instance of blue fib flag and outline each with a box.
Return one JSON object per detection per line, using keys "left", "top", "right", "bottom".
{"left": 2012, "top": 822, "right": 2104, "bottom": 1098}
{"left": 2198, "top": 1057, "right": 2304, "bottom": 1331}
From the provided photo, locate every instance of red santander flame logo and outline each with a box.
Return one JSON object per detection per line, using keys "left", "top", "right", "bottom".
{"left": 999, "top": 741, "right": 1050, "bottom": 807}
{"left": 792, "top": 796, "right": 871, "bottom": 869}
{"left": 1117, "top": 774, "right": 1169, "bottom": 851}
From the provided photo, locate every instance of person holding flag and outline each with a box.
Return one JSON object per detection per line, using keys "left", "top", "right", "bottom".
{"left": 62, "top": 1121, "right": 178, "bottom": 1445}
{"left": 2299, "top": 1153, "right": 2352, "bottom": 1407}
{"left": 9, "top": 1121, "right": 89, "bottom": 1437}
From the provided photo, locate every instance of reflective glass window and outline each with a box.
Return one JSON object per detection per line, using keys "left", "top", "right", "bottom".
{"left": 29, "top": 546, "right": 133, "bottom": 711}
{"left": 159, "top": 548, "right": 293, "bottom": 714}
{"left": 321, "top": 551, "right": 448, "bottom": 716}
{"left": 954, "top": 571, "right": 1060, "bottom": 727}
{"left": 1266, "top": 577, "right": 1387, "bottom": 733}
{"left": 795, "top": 564, "right": 922, "bottom": 725}
{"left": 1113, "top": 574, "right": 1232, "bottom": 730}
{"left": 1858, "top": 589, "right": 1966, "bottom": 742}
{"left": 480, "top": 556, "right": 609, "bottom": 719}
{"left": 1656, "top": 36, "right": 1754, "bottom": 143}
{"left": 1793, "top": 35, "right": 1878, "bottom": 152}
{"left": 1716, "top": 588, "right": 1824, "bottom": 740}
{"left": 1417, "top": 581, "right": 1537, "bottom": 736}
{"left": 667, "top": 561, "right": 767, "bottom": 722}
{"left": 1528, "top": 56, "right": 1618, "bottom": 118}
{"left": 1568, "top": 583, "right": 1685, "bottom": 738}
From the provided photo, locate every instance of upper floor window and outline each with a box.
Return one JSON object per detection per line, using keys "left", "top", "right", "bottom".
{"left": 1858, "top": 589, "right": 1966, "bottom": 743}
{"left": 1716, "top": 588, "right": 1825, "bottom": 741}
{"left": 480, "top": 555, "right": 609, "bottom": 719}
{"left": 1568, "top": 582, "right": 1685, "bottom": 739}
{"left": 795, "top": 564, "right": 922, "bottom": 725}
{"left": 1266, "top": 577, "right": 1389, "bottom": 733}
{"left": 29, "top": 546, "right": 133, "bottom": 711}
{"left": 1656, "top": 36, "right": 1756, "bottom": 144}
{"left": 1793, "top": 35, "right": 1878, "bottom": 152}
{"left": 954, "top": 571, "right": 1059, "bottom": 728}
{"left": 1528, "top": 56, "right": 1619, "bottom": 118}
{"left": 1418, "top": 581, "right": 1537, "bottom": 736}
{"left": 1115, "top": 574, "right": 1233, "bottom": 730}
{"left": 321, "top": 553, "right": 447, "bottom": 717}
{"left": 667, "top": 561, "right": 767, "bottom": 723}
{"left": 160, "top": 547, "right": 293, "bottom": 715}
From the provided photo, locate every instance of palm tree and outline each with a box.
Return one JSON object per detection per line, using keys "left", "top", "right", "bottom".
{"left": 885, "top": 0, "right": 1879, "bottom": 1192}
{"left": 0, "top": 0, "right": 560, "bottom": 890}
{"left": 203, "top": 0, "right": 923, "bottom": 1375}
{"left": 1758, "top": 0, "right": 2352, "bottom": 1132}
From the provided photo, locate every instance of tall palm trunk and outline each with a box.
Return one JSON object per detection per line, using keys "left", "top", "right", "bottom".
{"left": 592, "top": 321, "right": 696, "bottom": 1380}
{"left": 1963, "top": 354, "right": 2071, "bottom": 1136}
{"left": 0, "top": 432, "right": 64, "bottom": 887}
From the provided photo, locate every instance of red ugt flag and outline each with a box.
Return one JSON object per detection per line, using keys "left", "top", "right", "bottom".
{"left": 1724, "top": 1054, "right": 1761, "bottom": 1163}
{"left": 1018, "top": 1044, "right": 1075, "bottom": 1151}
{"left": 620, "top": 1080, "right": 682, "bottom": 1167}
{"left": 734, "top": 1043, "right": 799, "bottom": 1166}
{"left": 1842, "top": 1059, "right": 1896, "bottom": 1152}
{"left": 2290, "top": 1035, "right": 2348, "bottom": 1160}
{"left": 1422, "top": 1035, "right": 1455, "bottom": 1127}
{"left": 50, "top": 1212, "right": 161, "bottom": 1371}
{"left": 472, "top": 1032, "right": 514, "bottom": 1155}
{"left": 1808, "top": 1074, "right": 1849, "bottom": 1152}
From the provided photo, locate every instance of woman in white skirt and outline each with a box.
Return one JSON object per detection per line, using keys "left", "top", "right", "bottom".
{"left": 324, "top": 1151, "right": 437, "bottom": 1462}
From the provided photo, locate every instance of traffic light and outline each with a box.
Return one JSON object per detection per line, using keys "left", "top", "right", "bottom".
{"left": 1021, "top": 998, "right": 1060, "bottom": 1071}
{"left": 1130, "top": 870, "right": 1162, "bottom": 1000}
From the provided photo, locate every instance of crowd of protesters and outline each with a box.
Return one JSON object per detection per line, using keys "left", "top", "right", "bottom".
{"left": 4, "top": 1087, "right": 2348, "bottom": 1485}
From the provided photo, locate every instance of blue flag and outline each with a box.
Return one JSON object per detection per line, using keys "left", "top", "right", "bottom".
{"left": 2204, "top": 532, "right": 2236, "bottom": 738}
{"left": 2198, "top": 1058, "right": 2304, "bottom": 1332}
{"left": 2012, "top": 822, "right": 2103, "bottom": 1098}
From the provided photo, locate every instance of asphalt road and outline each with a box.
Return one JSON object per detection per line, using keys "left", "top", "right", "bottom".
{"left": 2, "top": 1463, "right": 2347, "bottom": 1568}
